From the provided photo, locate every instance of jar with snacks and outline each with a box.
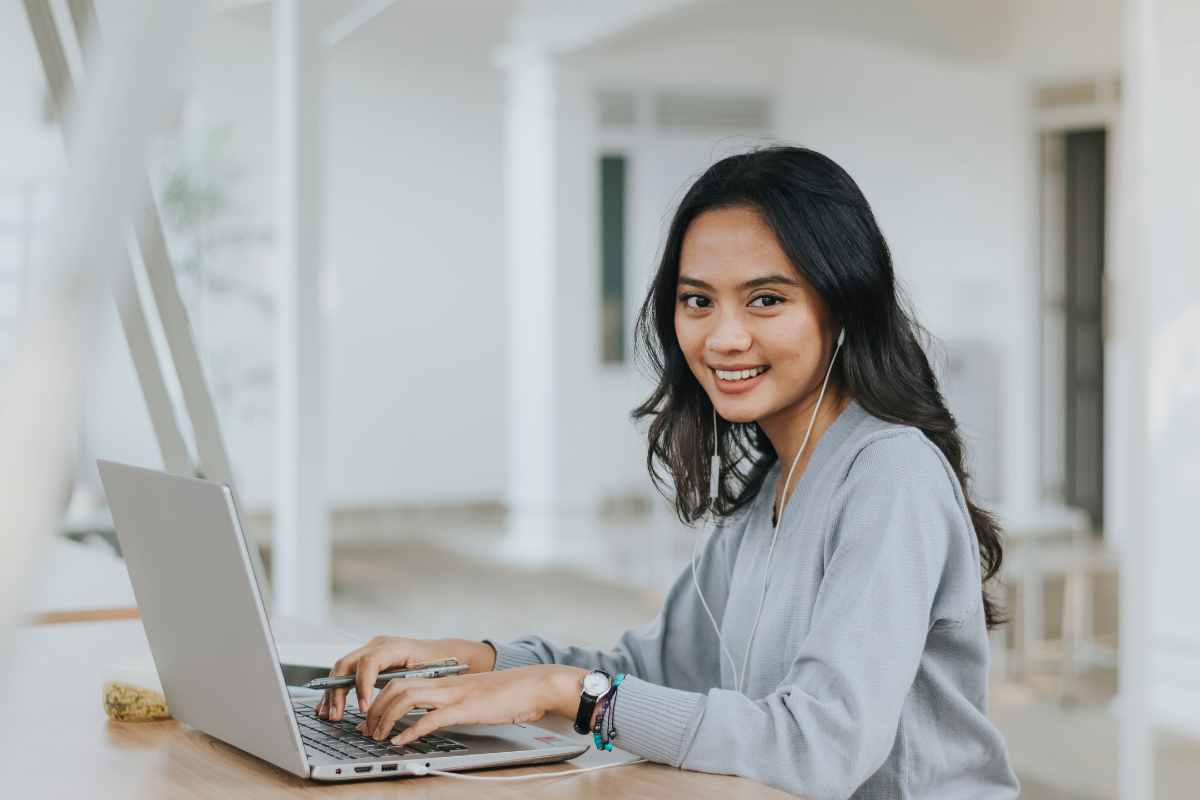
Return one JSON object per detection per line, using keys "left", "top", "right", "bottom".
{"left": 102, "top": 655, "right": 171, "bottom": 721}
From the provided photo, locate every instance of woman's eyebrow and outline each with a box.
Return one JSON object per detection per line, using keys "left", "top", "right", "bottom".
{"left": 741, "top": 274, "right": 801, "bottom": 290}
{"left": 678, "top": 274, "right": 800, "bottom": 291}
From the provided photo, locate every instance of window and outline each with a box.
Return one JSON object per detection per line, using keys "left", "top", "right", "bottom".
{"left": 599, "top": 155, "right": 627, "bottom": 364}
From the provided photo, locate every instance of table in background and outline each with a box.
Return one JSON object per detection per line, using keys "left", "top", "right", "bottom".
{"left": 1, "top": 616, "right": 791, "bottom": 799}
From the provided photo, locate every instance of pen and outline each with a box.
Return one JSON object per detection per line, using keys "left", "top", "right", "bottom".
{"left": 303, "top": 662, "right": 469, "bottom": 690}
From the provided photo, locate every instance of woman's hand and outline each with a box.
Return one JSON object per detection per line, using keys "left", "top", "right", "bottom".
{"left": 355, "top": 665, "right": 587, "bottom": 745}
{"left": 314, "top": 636, "right": 498, "bottom": 721}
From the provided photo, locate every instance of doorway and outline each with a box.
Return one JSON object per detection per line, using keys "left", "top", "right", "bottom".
{"left": 1041, "top": 129, "right": 1106, "bottom": 532}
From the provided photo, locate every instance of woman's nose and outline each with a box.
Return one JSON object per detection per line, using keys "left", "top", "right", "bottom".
{"left": 706, "top": 310, "right": 751, "bottom": 354}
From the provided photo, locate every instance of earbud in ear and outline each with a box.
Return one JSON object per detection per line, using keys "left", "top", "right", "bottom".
{"left": 837, "top": 327, "right": 846, "bottom": 346}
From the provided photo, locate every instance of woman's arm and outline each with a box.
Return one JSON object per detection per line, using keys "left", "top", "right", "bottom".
{"left": 317, "top": 519, "right": 740, "bottom": 727}
{"left": 487, "top": 522, "right": 737, "bottom": 692}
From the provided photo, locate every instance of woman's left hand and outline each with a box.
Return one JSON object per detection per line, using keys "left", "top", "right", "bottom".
{"left": 356, "top": 664, "right": 587, "bottom": 745}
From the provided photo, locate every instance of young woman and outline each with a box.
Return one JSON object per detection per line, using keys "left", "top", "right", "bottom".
{"left": 316, "top": 147, "right": 1020, "bottom": 799}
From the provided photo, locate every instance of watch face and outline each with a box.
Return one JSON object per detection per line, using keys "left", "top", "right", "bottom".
{"left": 582, "top": 672, "right": 610, "bottom": 696}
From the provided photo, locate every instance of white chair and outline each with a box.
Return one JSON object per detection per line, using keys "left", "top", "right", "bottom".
{"left": 996, "top": 505, "right": 1118, "bottom": 688}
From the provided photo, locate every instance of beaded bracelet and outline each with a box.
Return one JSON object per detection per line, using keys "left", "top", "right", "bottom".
{"left": 592, "top": 694, "right": 611, "bottom": 751}
{"left": 592, "top": 673, "right": 625, "bottom": 751}
{"left": 605, "top": 673, "right": 624, "bottom": 744}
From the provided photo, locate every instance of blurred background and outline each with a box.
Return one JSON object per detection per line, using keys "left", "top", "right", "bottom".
{"left": 4, "top": 0, "right": 1200, "bottom": 797}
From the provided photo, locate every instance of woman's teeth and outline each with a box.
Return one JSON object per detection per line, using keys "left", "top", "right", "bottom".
{"left": 715, "top": 366, "right": 767, "bottom": 382}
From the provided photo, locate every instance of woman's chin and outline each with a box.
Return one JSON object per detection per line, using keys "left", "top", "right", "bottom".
{"left": 712, "top": 400, "right": 767, "bottom": 425}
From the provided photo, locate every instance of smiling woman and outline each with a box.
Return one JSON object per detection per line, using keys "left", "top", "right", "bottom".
{"left": 634, "top": 149, "right": 1005, "bottom": 625}
{"left": 317, "top": 147, "right": 1019, "bottom": 800}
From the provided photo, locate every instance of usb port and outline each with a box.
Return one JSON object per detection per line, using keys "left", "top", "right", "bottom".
{"left": 354, "top": 766, "right": 372, "bottom": 774}
{"left": 381, "top": 764, "right": 398, "bottom": 772}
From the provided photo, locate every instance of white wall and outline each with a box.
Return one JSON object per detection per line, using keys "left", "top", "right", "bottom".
{"left": 322, "top": 8, "right": 510, "bottom": 508}
{"left": 66, "top": 3, "right": 515, "bottom": 510}
{"left": 15, "top": 0, "right": 1124, "bottom": 527}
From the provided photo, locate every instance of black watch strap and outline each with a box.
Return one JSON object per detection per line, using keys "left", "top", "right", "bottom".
{"left": 573, "top": 671, "right": 611, "bottom": 735}
{"left": 573, "top": 695, "right": 599, "bottom": 735}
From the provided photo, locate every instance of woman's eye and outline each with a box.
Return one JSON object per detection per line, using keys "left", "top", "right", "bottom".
{"left": 683, "top": 295, "right": 712, "bottom": 309}
{"left": 750, "top": 295, "right": 784, "bottom": 307}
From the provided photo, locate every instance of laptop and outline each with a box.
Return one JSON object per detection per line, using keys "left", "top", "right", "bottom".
{"left": 97, "top": 460, "right": 588, "bottom": 781}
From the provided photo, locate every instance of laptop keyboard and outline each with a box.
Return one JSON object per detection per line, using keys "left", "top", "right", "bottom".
{"left": 293, "top": 705, "right": 469, "bottom": 761}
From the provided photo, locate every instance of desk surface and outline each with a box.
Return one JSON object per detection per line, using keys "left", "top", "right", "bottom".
{"left": 1, "top": 617, "right": 791, "bottom": 799}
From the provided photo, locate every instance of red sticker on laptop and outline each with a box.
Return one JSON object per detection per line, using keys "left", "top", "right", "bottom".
{"left": 534, "top": 735, "right": 569, "bottom": 745}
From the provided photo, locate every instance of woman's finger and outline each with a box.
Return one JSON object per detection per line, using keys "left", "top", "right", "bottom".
{"left": 353, "top": 650, "right": 387, "bottom": 714}
{"left": 393, "top": 707, "right": 458, "bottom": 745}
{"left": 355, "top": 640, "right": 423, "bottom": 714}
{"left": 324, "top": 643, "right": 375, "bottom": 720}
{"left": 362, "top": 678, "right": 447, "bottom": 738}
{"left": 358, "top": 677, "right": 410, "bottom": 736}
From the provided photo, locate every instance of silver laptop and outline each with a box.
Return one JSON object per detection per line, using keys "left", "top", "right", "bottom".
{"left": 98, "top": 460, "right": 587, "bottom": 781}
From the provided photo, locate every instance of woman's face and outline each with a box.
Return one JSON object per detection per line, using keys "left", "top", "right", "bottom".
{"left": 675, "top": 206, "right": 837, "bottom": 427}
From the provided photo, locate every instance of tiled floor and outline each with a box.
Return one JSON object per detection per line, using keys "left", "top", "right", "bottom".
{"left": 327, "top": 536, "right": 1200, "bottom": 800}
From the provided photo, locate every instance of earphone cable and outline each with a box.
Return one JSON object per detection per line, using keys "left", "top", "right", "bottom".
{"left": 692, "top": 528, "right": 741, "bottom": 689}
{"left": 709, "top": 406, "right": 720, "bottom": 500}
{"left": 403, "top": 758, "right": 646, "bottom": 781}
{"left": 736, "top": 334, "right": 843, "bottom": 693}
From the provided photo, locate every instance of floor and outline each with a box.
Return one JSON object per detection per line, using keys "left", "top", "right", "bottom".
{"left": 325, "top": 536, "right": 1200, "bottom": 800}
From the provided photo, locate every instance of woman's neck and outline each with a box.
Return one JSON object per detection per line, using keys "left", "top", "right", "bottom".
{"left": 762, "top": 384, "right": 853, "bottom": 518}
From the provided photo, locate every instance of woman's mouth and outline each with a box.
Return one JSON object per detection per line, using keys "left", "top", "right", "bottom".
{"left": 711, "top": 365, "right": 769, "bottom": 394}
{"left": 713, "top": 366, "right": 768, "bottom": 382}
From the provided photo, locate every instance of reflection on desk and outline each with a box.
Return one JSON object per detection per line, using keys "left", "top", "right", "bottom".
{"left": 1, "top": 617, "right": 792, "bottom": 799}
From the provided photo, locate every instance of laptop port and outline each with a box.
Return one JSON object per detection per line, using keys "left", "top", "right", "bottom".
{"left": 354, "top": 766, "right": 372, "bottom": 774}
{"left": 381, "top": 764, "right": 398, "bottom": 772}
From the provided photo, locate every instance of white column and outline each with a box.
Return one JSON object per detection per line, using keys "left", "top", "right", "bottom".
{"left": 273, "top": 0, "right": 329, "bottom": 621}
{"left": 1115, "top": 0, "right": 1153, "bottom": 797}
{"left": 1124, "top": 0, "right": 1200, "bottom": 792}
{"left": 497, "top": 43, "right": 558, "bottom": 565}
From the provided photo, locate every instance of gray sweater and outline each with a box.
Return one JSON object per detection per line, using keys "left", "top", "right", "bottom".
{"left": 491, "top": 402, "right": 1020, "bottom": 799}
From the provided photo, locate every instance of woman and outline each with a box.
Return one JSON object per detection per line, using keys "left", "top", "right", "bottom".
{"left": 316, "top": 146, "right": 1020, "bottom": 799}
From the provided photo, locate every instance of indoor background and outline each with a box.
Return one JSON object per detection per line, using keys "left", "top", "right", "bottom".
{"left": 3, "top": 1, "right": 1199, "bottom": 798}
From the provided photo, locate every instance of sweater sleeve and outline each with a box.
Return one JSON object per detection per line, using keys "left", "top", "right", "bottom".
{"left": 609, "top": 433, "right": 974, "bottom": 800}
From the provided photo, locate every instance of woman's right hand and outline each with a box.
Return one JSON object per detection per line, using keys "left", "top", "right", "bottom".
{"left": 314, "top": 636, "right": 498, "bottom": 721}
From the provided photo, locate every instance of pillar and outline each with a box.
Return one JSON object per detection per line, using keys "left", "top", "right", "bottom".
{"left": 273, "top": 0, "right": 328, "bottom": 620}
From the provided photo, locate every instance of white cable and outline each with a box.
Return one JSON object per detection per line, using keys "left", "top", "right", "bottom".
{"left": 692, "top": 528, "right": 741, "bottom": 689}
{"left": 692, "top": 329, "right": 845, "bottom": 695}
{"left": 404, "top": 758, "right": 646, "bottom": 780}
{"left": 738, "top": 331, "right": 843, "bottom": 693}
{"left": 709, "top": 406, "right": 720, "bottom": 499}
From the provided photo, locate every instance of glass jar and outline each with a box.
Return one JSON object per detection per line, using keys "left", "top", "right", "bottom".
{"left": 102, "top": 655, "right": 171, "bottom": 721}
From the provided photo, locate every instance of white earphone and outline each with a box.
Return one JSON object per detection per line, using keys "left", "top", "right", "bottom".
{"left": 696, "top": 326, "right": 845, "bottom": 694}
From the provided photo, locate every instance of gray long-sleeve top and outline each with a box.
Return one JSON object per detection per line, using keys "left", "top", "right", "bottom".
{"left": 490, "top": 402, "right": 1020, "bottom": 799}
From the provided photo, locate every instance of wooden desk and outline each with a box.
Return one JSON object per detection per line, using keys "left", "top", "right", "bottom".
{"left": 1, "top": 618, "right": 791, "bottom": 799}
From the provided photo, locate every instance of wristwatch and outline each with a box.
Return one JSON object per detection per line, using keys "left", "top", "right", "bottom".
{"left": 573, "top": 670, "right": 613, "bottom": 735}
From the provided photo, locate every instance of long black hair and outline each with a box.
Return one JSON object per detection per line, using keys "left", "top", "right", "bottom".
{"left": 632, "top": 146, "right": 1005, "bottom": 628}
